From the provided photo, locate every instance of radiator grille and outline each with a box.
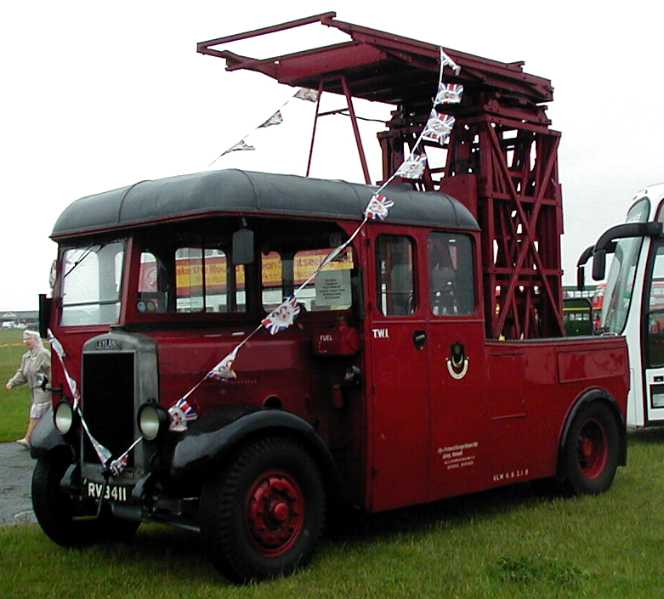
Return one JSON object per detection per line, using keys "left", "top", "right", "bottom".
{"left": 82, "top": 353, "right": 135, "bottom": 465}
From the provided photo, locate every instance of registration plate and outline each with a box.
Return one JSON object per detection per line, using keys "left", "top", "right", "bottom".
{"left": 85, "top": 480, "right": 130, "bottom": 503}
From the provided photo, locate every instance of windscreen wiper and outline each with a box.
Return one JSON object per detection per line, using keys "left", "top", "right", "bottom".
{"left": 63, "top": 244, "right": 103, "bottom": 279}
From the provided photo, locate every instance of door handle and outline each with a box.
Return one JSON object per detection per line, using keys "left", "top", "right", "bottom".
{"left": 413, "top": 330, "right": 427, "bottom": 350}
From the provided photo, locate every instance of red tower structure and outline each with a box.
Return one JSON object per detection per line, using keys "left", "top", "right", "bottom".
{"left": 197, "top": 12, "right": 564, "bottom": 339}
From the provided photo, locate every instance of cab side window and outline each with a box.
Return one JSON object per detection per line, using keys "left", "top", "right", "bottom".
{"left": 376, "top": 235, "right": 417, "bottom": 316}
{"left": 428, "top": 233, "right": 475, "bottom": 316}
{"left": 261, "top": 247, "right": 354, "bottom": 312}
{"left": 137, "top": 234, "right": 246, "bottom": 314}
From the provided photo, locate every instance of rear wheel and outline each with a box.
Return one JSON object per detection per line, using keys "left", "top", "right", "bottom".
{"left": 199, "top": 437, "right": 325, "bottom": 583}
{"left": 561, "top": 401, "right": 620, "bottom": 495}
{"left": 32, "top": 450, "right": 139, "bottom": 546}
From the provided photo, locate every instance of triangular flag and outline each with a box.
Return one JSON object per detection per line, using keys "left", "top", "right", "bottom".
{"left": 220, "top": 139, "right": 256, "bottom": 157}
{"left": 434, "top": 83, "right": 464, "bottom": 108}
{"left": 364, "top": 193, "right": 395, "bottom": 221}
{"left": 422, "top": 111, "right": 456, "bottom": 145}
{"left": 440, "top": 48, "right": 461, "bottom": 76}
{"left": 294, "top": 88, "right": 319, "bottom": 102}
{"left": 396, "top": 154, "right": 428, "bottom": 180}
{"left": 259, "top": 110, "right": 284, "bottom": 128}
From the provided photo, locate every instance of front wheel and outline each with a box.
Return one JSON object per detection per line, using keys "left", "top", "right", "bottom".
{"left": 32, "top": 450, "right": 139, "bottom": 546}
{"left": 561, "top": 401, "right": 620, "bottom": 495}
{"left": 199, "top": 437, "right": 326, "bottom": 583}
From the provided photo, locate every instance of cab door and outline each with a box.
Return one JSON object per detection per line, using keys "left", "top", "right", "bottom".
{"left": 425, "top": 231, "right": 489, "bottom": 499}
{"left": 366, "top": 227, "right": 430, "bottom": 511}
{"left": 642, "top": 241, "right": 664, "bottom": 423}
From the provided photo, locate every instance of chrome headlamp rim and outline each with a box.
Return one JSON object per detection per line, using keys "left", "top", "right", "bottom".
{"left": 54, "top": 401, "right": 74, "bottom": 435}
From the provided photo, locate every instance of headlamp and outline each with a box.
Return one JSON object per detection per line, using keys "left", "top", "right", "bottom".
{"left": 138, "top": 404, "right": 168, "bottom": 441}
{"left": 54, "top": 401, "right": 74, "bottom": 435}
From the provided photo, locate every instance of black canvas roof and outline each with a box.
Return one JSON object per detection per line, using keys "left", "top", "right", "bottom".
{"left": 51, "top": 169, "right": 479, "bottom": 239}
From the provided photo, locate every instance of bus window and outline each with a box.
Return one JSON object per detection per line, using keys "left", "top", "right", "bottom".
{"left": 646, "top": 244, "right": 664, "bottom": 367}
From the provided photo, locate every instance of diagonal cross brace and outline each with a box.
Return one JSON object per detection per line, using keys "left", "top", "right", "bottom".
{"left": 488, "top": 126, "right": 563, "bottom": 337}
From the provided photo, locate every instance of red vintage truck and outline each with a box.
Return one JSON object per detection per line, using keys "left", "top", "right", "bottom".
{"left": 30, "top": 15, "right": 629, "bottom": 583}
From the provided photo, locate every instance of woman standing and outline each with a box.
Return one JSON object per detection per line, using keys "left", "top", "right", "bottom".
{"left": 5, "top": 330, "right": 51, "bottom": 448}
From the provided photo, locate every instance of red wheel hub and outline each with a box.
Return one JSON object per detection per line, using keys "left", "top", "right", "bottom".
{"left": 246, "top": 470, "right": 304, "bottom": 557}
{"left": 577, "top": 418, "right": 608, "bottom": 479}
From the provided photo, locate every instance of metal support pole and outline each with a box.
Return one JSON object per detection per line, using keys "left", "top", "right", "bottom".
{"left": 341, "top": 76, "right": 371, "bottom": 184}
{"left": 306, "top": 82, "right": 324, "bottom": 177}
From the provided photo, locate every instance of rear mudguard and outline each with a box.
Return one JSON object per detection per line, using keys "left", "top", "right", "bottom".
{"left": 170, "top": 408, "right": 342, "bottom": 500}
{"left": 557, "top": 388, "right": 627, "bottom": 479}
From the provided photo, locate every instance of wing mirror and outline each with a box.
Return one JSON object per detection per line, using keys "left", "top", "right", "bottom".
{"left": 232, "top": 227, "right": 255, "bottom": 265}
{"left": 591, "top": 222, "right": 662, "bottom": 281}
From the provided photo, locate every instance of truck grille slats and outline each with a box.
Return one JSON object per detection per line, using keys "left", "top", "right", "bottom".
{"left": 82, "top": 353, "right": 135, "bottom": 465}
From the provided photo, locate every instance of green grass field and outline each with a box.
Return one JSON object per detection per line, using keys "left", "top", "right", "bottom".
{"left": 0, "top": 328, "right": 30, "bottom": 442}
{"left": 2, "top": 433, "right": 664, "bottom": 597}
{"left": 2, "top": 329, "right": 664, "bottom": 597}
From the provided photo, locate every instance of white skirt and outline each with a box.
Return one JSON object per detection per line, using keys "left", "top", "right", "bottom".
{"left": 31, "top": 402, "right": 50, "bottom": 419}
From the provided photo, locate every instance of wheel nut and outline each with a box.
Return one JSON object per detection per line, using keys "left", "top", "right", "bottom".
{"left": 273, "top": 502, "right": 289, "bottom": 522}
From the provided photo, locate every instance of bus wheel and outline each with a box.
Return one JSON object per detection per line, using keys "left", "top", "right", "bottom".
{"left": 200, "top": 437, "right": 325, "bottom": 583}
{"left": 562, "top": 402, "right": 620, "bottom": 495}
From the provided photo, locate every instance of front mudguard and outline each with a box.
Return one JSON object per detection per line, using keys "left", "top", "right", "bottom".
{"left": 170, "top": 409, "right": 343, "bottom": 502}
{"left": 30, "top": 405, "right": 70, "bottom": 460}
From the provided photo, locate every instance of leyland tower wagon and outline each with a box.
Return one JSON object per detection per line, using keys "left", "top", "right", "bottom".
{"left": 31, "top": 14, "right": 630, "bottom": 583}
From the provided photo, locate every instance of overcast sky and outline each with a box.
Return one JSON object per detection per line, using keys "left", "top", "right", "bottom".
{"left": 1, "top": 1, "right": 662, "bottom": 311}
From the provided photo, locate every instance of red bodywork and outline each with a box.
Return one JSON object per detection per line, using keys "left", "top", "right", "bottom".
{"left": 48, "top": 219, "right": 628, "bottom": 512}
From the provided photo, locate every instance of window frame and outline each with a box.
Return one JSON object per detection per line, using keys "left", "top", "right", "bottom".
{"left": 261, "top": 246, "right": 356, "bottom": 314}
{"left": 375, "top": 233, "right": 419, "bottom": 318}
{"left": 127, "top": 231, "right": 256, "bottom": 325}
{"left": 126, "top": 218, "right": 360, "bottom": 326}
{"left": 427, "top": 231, "right": 478, "bottom": 318}
{"left": 58, "top": 238, "right": 128, "bottom": 328}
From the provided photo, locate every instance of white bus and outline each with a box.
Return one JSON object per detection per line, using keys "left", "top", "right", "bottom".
{"left": 579, "top": 185, "right": 664, "bottom": 428}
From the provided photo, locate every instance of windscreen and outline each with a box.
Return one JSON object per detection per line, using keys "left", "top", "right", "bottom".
{"left": 60, "top": 241, "right": 125, "bottom": 326}
{"left": 601, "top": 198, "right": 650, "bottom": 333}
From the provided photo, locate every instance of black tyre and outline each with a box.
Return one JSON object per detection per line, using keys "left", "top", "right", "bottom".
{"left": 32, "top": 450, "right": 139, "bottom": 546}
{"left": 561, "top": 401, "right": 620, "bottom": 495}
{"left": 199, "top": 437, "right": 325, "bottom": 583}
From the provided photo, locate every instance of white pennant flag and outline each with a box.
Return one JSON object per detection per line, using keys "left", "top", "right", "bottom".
{"left": 364, "top": 193, "right": 395, "bottom": 221}
{"left": 396, "top": 154, "right": 428, "bottom": 180}
{"left": 434, "top": 83, "right": 464, "bottom": 107}
{"left": 221, "top": 139, "right": 256, "bottom": 157}
{"left": 261, "top": 297, "right": 301, "bottom": 335}
{"left": 440, "top": 48, "right": 461, "bottom": 76}
{"left": 259, "top": 110, "right": 284, "bottom": 128}
{"left": 294, "top": 88, "right": 319, "bottom": 102}
{"left": 422, "top": 110, "right": 456, "bottom": 145}
{"left": 47, "top": 329, "right": 65, "bottom": 358}
{"left": 208, "top": 347, "right": 239, "bottom": 381}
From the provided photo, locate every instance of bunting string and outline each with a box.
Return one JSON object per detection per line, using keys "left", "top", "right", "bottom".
{"left": 208, "top": 87, "right": 320, "bottom": 167}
